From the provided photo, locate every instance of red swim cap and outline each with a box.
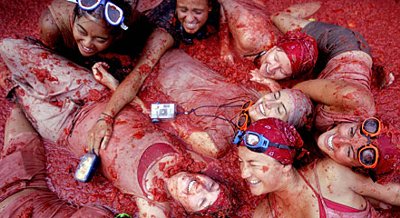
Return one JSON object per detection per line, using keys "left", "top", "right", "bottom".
{"left": 243, "top": 118, "right": 304, "bottom": 165}
{"left": 371, "top": 124, "right": 400, "bottom": 183}
{"left": 277, "top": 30, "right": 318, "bottom": 77}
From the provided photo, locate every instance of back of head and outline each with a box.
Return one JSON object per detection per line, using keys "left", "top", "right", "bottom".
{"left": 281, "top": 89, "right": 314, "bottom": 129}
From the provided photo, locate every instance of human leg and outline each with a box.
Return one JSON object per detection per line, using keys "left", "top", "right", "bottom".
{"left": 271, "top": 2, "right": 321, "bottom": 33}
{"left": 4, "top": 105, "right": 36, "bottom": 149}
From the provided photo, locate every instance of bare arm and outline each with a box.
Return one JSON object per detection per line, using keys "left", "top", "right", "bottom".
{"left": 218, "top": 5, "right": 234, "bottom": 64}
{"left": 271, "top": 2, "right": 321, "bottom": 34}
{"left": 351, "top": 173, "right": 400, "bottom": 206}
{"left": 293, "top": 79, "right": 375, "bottom": 114}
{"left": 87, "top": 28, "right": 174, "bottom": 155}
{"left": 39, "top": 8, "right": 62, "bottom": 49}
{"left": 136, "top": 197, "right": 169, "bottom": 218}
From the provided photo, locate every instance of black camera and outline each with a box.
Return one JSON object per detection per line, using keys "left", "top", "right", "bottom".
{"left": 74, "top": 152, "right": 100, "bottom": 183}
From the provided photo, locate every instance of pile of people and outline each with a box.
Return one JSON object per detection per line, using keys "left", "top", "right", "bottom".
{"left": 0, "top": 0, "right": 399, "bottom": 217}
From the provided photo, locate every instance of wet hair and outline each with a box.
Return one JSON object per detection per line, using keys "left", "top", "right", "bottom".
{"left": 73, "top": 0, "right": 132, "bottom": 36}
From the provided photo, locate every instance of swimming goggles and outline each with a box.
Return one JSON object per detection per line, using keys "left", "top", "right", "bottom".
{"left": 236, "top": 101, "right": 253, "bottom": 131}
{"left": 233, "top": 130, "right": 293, "bottom": 153}
{"left": 358, "top": 117, "right": 382, "bottom": 169}
{"left": 69, "top": 0, "right": 128, "bottom": 30}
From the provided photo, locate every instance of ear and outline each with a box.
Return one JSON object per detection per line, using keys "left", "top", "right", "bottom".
{"left": 282, "top": 164, "right": 292, "bottom": 174}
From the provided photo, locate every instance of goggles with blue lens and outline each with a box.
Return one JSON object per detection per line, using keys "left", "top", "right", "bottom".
{"left": 233, "top": 130, "right": 293, "bottom": 153}
{"left": 69, "top": 0, "right": 128, "bottom": 30}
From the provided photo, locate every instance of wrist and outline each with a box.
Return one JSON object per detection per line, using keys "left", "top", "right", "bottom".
{"left": 97, "top": 112, "right": 114, "bottom": 124}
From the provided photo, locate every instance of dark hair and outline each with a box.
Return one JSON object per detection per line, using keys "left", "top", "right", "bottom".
{"left": 73, "top": 0, "right": 132, "bottom": 36}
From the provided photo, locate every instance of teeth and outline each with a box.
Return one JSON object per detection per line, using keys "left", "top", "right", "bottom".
{"left": 249, "top": 180, "right": 261, "bottom": 185}
{"left": 185, "top": 23, "right": 197, "bottom": 29}
{"left": 328, "top": 135, "right": 334, "bottom": 150}
{"left": 259, "top": 104, "right": 266, "bottom": 116}
{"left": 81, "top": 45, "right": 93, "bottom": 52}
{"left": 188, "top": 180, "right": 196, "bottom": 193}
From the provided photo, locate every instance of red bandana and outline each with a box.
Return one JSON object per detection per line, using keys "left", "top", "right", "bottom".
{"left": 277, "top": 30, "right": 318, "bottom": 77}
{"left": 242, "top": 118, "right": 304, "bottom": 165}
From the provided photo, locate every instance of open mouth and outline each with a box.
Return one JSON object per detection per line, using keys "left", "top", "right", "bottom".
{"left": 327, "top": 135, "right": 334, "bottom": 150}
{"left": 259, "top": 104, "right": 266, "bottom": 116}
{"left": 248, "top": 179, "right": 261, "bottom": 185}
{"left": 184, "top": 23, "right": 198, "bottom": 29}
{"left": 80, "top": 44, "right": 95, "bottom": 54}
{"left": 187, "top": 180, "right": 196, "bottom": 193}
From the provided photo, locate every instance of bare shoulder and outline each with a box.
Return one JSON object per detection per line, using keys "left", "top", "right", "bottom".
{"left": 136, "top": 0, "right": 164, "bottom": 13}
{"left": 317, "top": 158, "right": 363, "bottom": 184}
{"left": 39, "top": 8, "right": 61, "bottom": 48}
{"left": 135, "top": 197, "right": 169, "bottom": 218}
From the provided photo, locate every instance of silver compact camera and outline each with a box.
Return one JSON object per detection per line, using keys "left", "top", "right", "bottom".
{"left": 150, "top": 103, "right": 176, "bottom": 122}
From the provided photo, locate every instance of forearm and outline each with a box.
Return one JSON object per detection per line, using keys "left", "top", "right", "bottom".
{"left": 219, "top": 6, "right": 230, "bottom": 54}
{"left": 102, "top": 28, "right": 174, "bottom": 117}
{"left": 293, "top": 79, "right": 374, "bottom": 111}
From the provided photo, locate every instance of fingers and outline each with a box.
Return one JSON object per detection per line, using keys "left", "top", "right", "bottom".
{"left": 100, "top": 134, "right": 111, "bottom": 150}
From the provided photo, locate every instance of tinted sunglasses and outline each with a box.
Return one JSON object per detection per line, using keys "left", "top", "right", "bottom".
{"left": 236, "top": 101, "right": 253, "bottom": 131}
{"left": 358, "top": 117, "right": 382, "bottom": 169}
{"left": 233, "top": 130, "right": 292, "bottom": 153}
{"left": 69, "top": 0, "right": 128, "bottom": 30}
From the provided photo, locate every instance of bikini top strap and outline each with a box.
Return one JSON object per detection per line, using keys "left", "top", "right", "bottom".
{"left": 298, "top": 161, "right": 327, "bottom": 218}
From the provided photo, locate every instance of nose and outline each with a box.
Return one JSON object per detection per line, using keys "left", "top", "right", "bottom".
{"left": 185, "top": 13, "right": 195, "bottom": 23}
{"left": 240, "top": 163, "right": 251, "bottom": 179}
{"left": 332, "top": 135, "right": 350, "bottom": 149}
{"left": 81, "top": 37, "right": 93, "bottom": 48}
{"left": 267, "top": 62, "right": 280, "bottom": 72}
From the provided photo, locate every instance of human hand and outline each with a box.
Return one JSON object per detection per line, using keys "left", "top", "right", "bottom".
{"left": 87, "top": 113, "right": 114, "bottom": 155}
{"left": 92, "top": 62, "right": 119, "bottom": 91}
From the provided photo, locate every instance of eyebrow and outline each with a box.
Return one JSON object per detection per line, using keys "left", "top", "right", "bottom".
{"left": 77, "top": 24, "right": 87, "bottom": 33}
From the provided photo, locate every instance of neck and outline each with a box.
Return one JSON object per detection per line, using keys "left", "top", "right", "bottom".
{"left": 272, "top": 168, "right": 305, "bottom": 205}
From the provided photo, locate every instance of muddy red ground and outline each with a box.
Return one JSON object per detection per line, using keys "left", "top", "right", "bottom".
{"left": 1, "top": 0, "right": 400, "bottom": 217}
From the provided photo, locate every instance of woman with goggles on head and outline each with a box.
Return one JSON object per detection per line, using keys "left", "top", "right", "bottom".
{"left": 237, "top": 118, "right": 400, "bottom": 218}
{"left": 39, "top": 0, "right": 136, "bottom": 59}
{"left": 87, "top": 0, "right": 299, "bottom": 155}
{"left": 279, "top": 3, "right": 399, "bottom": 181}
{"left": 0, "top": 39, "right": 237, "bottom": 217}
{"left": 87, "top": 48, "right": 313, "bottom": 158}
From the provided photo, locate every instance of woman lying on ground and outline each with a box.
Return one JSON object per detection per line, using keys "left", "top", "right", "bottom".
{"left": 272, "top": 3, "right": 400, "bottom": 182}
{"left": 0, "top": 39, "right": 236, "bottom": 217}
{"left": 90, "top": 49, "right": 313, "bottom": 157}
{"left": 88, "top": 0, "right": 292, "bottom": 154}
{"left": 0, "top": 106, "right": 114, "bottom": 217}
{"left": 237, "top": 118, "right": 400, "bottom": 217}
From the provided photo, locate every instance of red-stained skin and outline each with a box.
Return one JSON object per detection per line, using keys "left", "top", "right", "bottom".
{"left": 1, "top": 0, "right": 400, "bottom": 217}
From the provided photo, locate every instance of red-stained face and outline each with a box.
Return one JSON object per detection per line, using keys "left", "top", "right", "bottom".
{"left": 166, "top": 172, "right": 220, "bottom": 212}
{"left": 318, "top": 122, "right": 369, "bottom": 167}
{"left": 258, "top": 46, "right": 292, "bottom": 80}
{"left": 72, "top": 15, "right": 114, "bottom": 57}
{"left": 238, "top": 147, "right": 284, "bottom": 196}
{"left": 249, "top": 90, "right": 294, "bottom": 122}
{"left": 176, "top": 0, "right": 211, "bottom": 34}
